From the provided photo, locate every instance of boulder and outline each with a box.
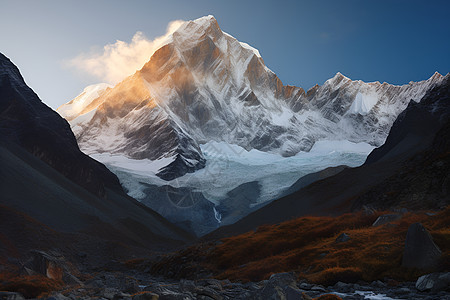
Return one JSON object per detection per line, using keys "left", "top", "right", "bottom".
{"left": 24, "top": 250, "right": 82, "bottom": 285}
{"left": 112, "top": 292, "right": 132, "bottom": 300}
{"left": 372, "top": 214, "right": 401, "bottom": 227}
{"left": 335, "top": 233, "right": 350, "bottom": 243}
{"left": 416, "top": 272, "right": 450, "bottom": 292}
{"left": 151, "top": 286, "right": 192, "bottom": 300}
{"left": 255, "top": 272, "right": 298, "bottom": 299}
{"left": 401, "top": 223, "right": 442, "bottom": 269}
{"left": 332, "top": 282, "right": 351, "bottom": 293}
{"left": 194, "top": 286, "right": 223, "bottom": 299}
{"left": 284, "top": 285, "right": 304, "bottom": 299}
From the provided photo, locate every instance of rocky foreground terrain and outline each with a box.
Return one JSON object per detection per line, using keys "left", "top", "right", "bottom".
{"left": 1, "top": 266, "right": 449, "bottom": 299}
{"left": 1, "top": 208, "right": 449, "bottom": 299}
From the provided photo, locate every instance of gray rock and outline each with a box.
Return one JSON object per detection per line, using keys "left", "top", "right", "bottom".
{"left": 372, "top": 214, "right": 401, "bottom": 227}
{"left": 113, "top": 292, "right": 132, "bottom": 300}
{"left": 196, "top": 279, "right": 223, "bottom": 291}
{"left": 102, "top": 288, "right": 120, "bottom": 300}
{"left": 45, "top": 292, "right": 71, "bottom": 300}
{"left": 220, "top": 279, "right": 232, "bottom": 288}
{"left": 194, "top": 286, "right": 222, "bottom": 300}
{"left": 0, "top": 292, "right": 25, "bottom": 300}
{"left": 158, "top": 294, "right": 190, "bottom": 300}
{"left": 179, "top": 279, "right": 196, "bottom": 293}
{"left": 152, "top": 286, "right": 191, "bottom": 300}
{"left": 298, "top": 282, "right": 312, "bottom": 290}
{"left": 24, "top": 250, "right": 82, "bottom": 285}
{"left": 255, "top": 272, "right": 298, "bottom": 299}
{"left": 284, "top": 286, "right": 304, "bottom": 300}
{"left": 267, "top": 272, "right": 298, "bottom": 289}
{"left": 310, "top": 285, "right": 327, "bottom": 293}
{"left": 335, "top": 233, "right": 350, "bottom": 243}
{"left": 370, "top": 280, "right": 386, "bottom": 288}
{"left": 333, "top": 281, "right": 352, "bottom": 292}
{"left": 402, "top": 223, "right": 442, "bottom": 269}
{"left": 416, "top": 272, "right": 450, "bottom": 292}
{"left": 394, "top": 287, "right": 412, "bottom": 294}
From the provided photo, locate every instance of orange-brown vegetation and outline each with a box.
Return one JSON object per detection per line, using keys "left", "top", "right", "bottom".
{"left": 0, "top": 273, "right": 63, "bottom": 298}
{"left": 152, "top": 207, "right": 450, "bottom": 285}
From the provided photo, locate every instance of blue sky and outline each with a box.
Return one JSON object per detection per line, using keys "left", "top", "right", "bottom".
{"left": 1, "top": 0, "right": 449, "bottom": 109}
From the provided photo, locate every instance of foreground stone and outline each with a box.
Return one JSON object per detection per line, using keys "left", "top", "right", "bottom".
{"left": 23, "top": 250, "right": 82, "bottom": 285}
{"left": 402, "top": 223, "right": 442, "bottom": 269}
{"left": 416, "top": 272, "right": 450, "bottom": 292}
{"left": 3, "top": 270, "right": 450, "bottom": 299}
{"left": 335, "top": 233, "right": 350, "bottom": 243}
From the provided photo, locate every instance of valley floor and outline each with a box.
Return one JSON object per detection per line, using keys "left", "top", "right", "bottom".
{"left": 1, "top": 208, "right": 449, "bottom": 299}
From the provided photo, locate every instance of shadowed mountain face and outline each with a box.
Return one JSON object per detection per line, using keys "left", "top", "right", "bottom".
{"left": 0, "top": 53, "right": 122, "bottom": 199}
{"left": 0, "top": 53, "right": 194, "bottom": 258}
{"left": 58, "top": 15, "right": 446, "bottom": 181}
{"left": 206, "top": 78, "right": 450, "bottom": 240}
{"left": 354, "top": 76, "right": 450, "bottom": 210}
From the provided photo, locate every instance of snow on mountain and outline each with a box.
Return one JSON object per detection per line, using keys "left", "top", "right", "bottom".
{"left": 57, "top": 83, "right": 112, "bottom": 121}
{"left": 59, "top": 16, "right": 446, "bottom": 181}
{"left": 57, "top": 15, "right": 448, "bottom": 233}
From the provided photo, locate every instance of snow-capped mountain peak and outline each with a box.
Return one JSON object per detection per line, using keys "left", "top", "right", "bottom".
{"left": 58, "top": 15, "right": 448, "bottom": 181}
{"left": 57, "top": 83, "right": 112, "bottom": 121}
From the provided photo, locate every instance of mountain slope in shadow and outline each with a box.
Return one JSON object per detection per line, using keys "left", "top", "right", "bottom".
{"left": 0, "top": 53, "right": 194, "bottom": 265}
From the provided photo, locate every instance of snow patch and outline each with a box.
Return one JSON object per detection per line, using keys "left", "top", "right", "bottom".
{"left": 57, "top": 83, "right": 111, "bottom": 120}
{"left": 349, "top": 91, "right": 379, "bottom": 115}
{"left": 239, "top": 41, "right": 261, "bottom": 58}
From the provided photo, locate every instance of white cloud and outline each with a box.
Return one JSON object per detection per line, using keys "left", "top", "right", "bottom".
{"left": 67, "top": 19, "right": 185, "bottom": 84}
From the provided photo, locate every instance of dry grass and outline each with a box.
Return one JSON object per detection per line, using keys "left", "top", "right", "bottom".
{"left": 0, "top": 273, "right": 63, "bottom": 298}
{"left": 152, "top": 207, "right": 450, "bottom": 285}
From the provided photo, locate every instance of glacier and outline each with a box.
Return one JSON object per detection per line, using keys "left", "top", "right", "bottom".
{"left": 91, "top": 140, "right": 373, "bottom": 215}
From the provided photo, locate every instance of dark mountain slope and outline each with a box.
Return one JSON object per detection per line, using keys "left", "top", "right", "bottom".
{"left": 353, "top": 76, "right": 450, "bottom": 209}
{"left": 0, "top": 129, "right": 193, "bottom": 250}
{"left": 207, "top": 76, "right": 450, "bottom": 240}
{"left": 0, "top": 53, "right": 194, "bottom": 256}
{"left": 0, "top": 53, "right": 121, "bottom": 198}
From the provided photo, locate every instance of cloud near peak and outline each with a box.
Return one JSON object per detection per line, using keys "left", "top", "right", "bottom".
{"left": 67, "top": 19, "right": 185, "bottom": 84}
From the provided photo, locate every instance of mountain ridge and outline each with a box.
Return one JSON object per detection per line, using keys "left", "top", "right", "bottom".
{"left": 58, "top": 15, "right": 447, "bottom": 181}
{"left": 205, "top": 76, "right": 450, "bottom": 240}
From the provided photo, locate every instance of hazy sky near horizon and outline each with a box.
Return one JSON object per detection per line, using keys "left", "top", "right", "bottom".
{"left": 1, "top": 0, "right": 449, "bottom": 109}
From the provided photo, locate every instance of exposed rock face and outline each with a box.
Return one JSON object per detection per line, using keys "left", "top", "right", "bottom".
{"left": 402, "top": 223, "right": 442, "bottom": 269}
{"left": 58, "top": 15, "right": 447, "bottom": 180}
{"left": 24, "top": 251, "right": 81, "bottom": 285}
{"left": 355, "top": 76, "right": 450, "bottom": 210}
{"left": 372, "top": 214, "right": 402, "bottom": 227}
{"left": 335, "top": 233, "right": 350, "bottom": 243}
{"left": 0, "top": 53, "right": 123, "bottom": 198}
